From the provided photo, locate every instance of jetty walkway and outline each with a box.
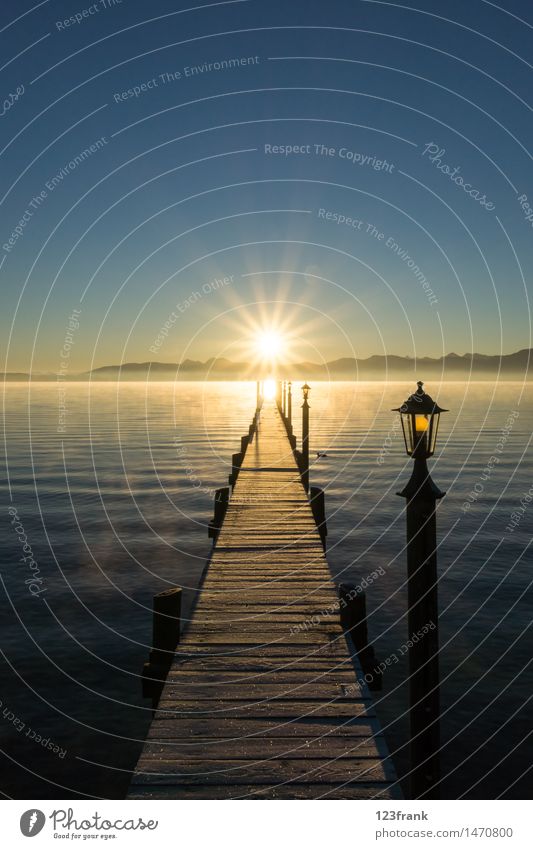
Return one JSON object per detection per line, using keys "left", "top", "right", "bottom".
{"left": 128, "top": 401, "right": 398, "bottom": 799}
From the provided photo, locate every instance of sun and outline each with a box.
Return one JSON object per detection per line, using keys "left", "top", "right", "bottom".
{"left": 256, "top": 330, "right": 284, "bottom": 360}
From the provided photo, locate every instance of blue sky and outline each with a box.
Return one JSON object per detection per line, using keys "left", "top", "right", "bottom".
{"left": 1, "top": 0, "right": 532, "bottom": 371}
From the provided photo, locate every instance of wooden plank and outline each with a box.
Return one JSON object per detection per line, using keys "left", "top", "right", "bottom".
{"left": 140, "top": 737, "right": 386, "bottom": 759}
{"left": 170, "top": 656, "right": 355, "bottom": 671}
{"left": 176, "top": 643, "right": 347, "bottom": 655}
{"left": 178, "top": 633, "right": 342, "bottom": 646}
{"left": 164, "top": 670, "right": 359, "bottom": 684}
{"left": 146, "top": 718, "right": 383, "bottom": 738}
{"left": 185, "top": 621, "right": 333, "bottom": 632}
{"left": 155, "top": 702, "right": 375, "bottom": 718}
{"left": 128, "top": 783, "right": 399, "bottom": 799}
{"left": 159, "top": 682, "right": 366, "bottom": 700}
{"left": 131, "top": 757, "right": 389, "bottom": 784}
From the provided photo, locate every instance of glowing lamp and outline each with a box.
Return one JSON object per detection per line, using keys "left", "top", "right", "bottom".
{"left": 393, "top": 381, "right": 447, "bottom": 459}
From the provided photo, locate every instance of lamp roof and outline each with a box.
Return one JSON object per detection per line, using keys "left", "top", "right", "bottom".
{"left": 392, "top": 380, "right": 448, "bottom": 415}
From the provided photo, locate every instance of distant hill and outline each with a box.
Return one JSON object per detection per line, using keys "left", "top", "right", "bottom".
{"left": 1, "top": 372, "right": 37, "bottom": 381}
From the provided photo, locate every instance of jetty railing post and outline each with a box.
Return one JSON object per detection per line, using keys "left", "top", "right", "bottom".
{"left": 208, "top": 486, "right": 229, "bottom": 541}
{"left": 310, "top": 485, "right": 327, "bottom": 551}
{"left": 228, "top": 451, "right": 242, "bottom": 486}
{"left": 276, "top": 380, "right": 282, "bottom": 412}
{"left": 142, "top": 587, "right": 182, "bottom": 707}
{"left": 286, "top": 381, "right": 296, "bottom": 448}
{"left": 393, "top": 381, "right": 448, "bottom": 800}
{"left": 256, "top": 379, "right": 261, "bottom": 412}
{"left": 338, "top": 583, "right": 381, "bottom": 690}
{"left": 152, "top": 588, "right": 182, "bottom": 664}
{"left": 301, "top": 383, "right": 310, "bottom": 493}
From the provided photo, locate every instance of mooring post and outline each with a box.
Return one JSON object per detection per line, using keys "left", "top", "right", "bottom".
{"left": 151, "top": 588, "right": 182, "bottom": 665}
{"left": 338, "top": 583, "right": 381, "bottom": 691}
{"left": 287, "top": 381, "right": 296, "bottom": 447}
{"left": 309, "top": 485, "right": 327, "bottom": 550}
{"left": 208, "top": 486, "right": 230, "bottom": 540}
{"left": 142, "top": 587, "right": 182, "bottom": 706}
{"left": 228, "top": 451, "right": 242, "bottom": 486}
{"left": 301, "top": 383, "right": 310, "bottom": 493}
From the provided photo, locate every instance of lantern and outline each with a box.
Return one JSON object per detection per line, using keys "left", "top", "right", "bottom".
{"left": 393, "top": 381, "right": 447, "bottom": 458}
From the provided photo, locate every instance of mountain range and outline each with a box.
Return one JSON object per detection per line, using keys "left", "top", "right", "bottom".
{"left": 2, "top": 349, "right": 531, "bottom": 381}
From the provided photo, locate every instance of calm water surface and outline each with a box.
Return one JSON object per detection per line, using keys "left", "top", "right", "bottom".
{"left": 1, "top": 381, "right": 531, "bottom": 798}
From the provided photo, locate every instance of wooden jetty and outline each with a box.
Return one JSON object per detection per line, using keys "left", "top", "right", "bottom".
{"left": 128, "top": 400, "right": 399, "bottom": 799}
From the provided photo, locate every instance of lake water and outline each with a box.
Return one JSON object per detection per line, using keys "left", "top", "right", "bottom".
{"left": 1, "top": 380, "right": 531, "bottom": 799}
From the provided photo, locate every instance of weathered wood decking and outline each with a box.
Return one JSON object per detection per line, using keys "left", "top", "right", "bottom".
{"left": 128, "top": 402, "right": 399, "bottom": 799}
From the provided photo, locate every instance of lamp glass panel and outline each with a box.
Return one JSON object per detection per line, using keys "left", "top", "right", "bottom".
{"left": 429, "top": 413, "right": 440, "bottom": 455}
{"left": 400, "top": 413, "right": 412, "bottom": 454}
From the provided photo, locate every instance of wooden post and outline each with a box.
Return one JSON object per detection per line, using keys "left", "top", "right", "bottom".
{"left": 398, "top": 458, "right": 442, "bottom": 799}
{"left": 208, "top": 486, "right": 229, "bottom": 540}
{"left": 256, "top": 380, "right": 261, "bottom": 411}
{"left": 286, "top": 381, "right": 296, "bottom": 447}
{"left": 276, "top": 380, "right": 282, "bottom": 412}
{"left": 338, "top": 583, "right": 381, "bottom": 691}
{"left": 339, "top": 583, "right": 369, "bottom": 656}
{"left": 228, "top": 451, "right": 242, "bottom": 486}
{"left": 241, "top": 435, "right": 249, "bottom": 456}
{"left": 142, "top": 587, "right": 182, "bottom": 706}
{"left": 152, "top": 588, "right": 182, "bottom": 664}
{"left": 301, "top": 384, "right": 310, "bottom": 493}
{"left": 309, "top": 486, "right": 327, "bottom": 550}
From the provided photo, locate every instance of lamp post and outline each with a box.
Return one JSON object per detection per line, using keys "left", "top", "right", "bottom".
{"left": 393, "top": 380, "right": 447, "bottom": 800}
{"left": 301, "top": 383, "right": 311, "bottom": 493}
